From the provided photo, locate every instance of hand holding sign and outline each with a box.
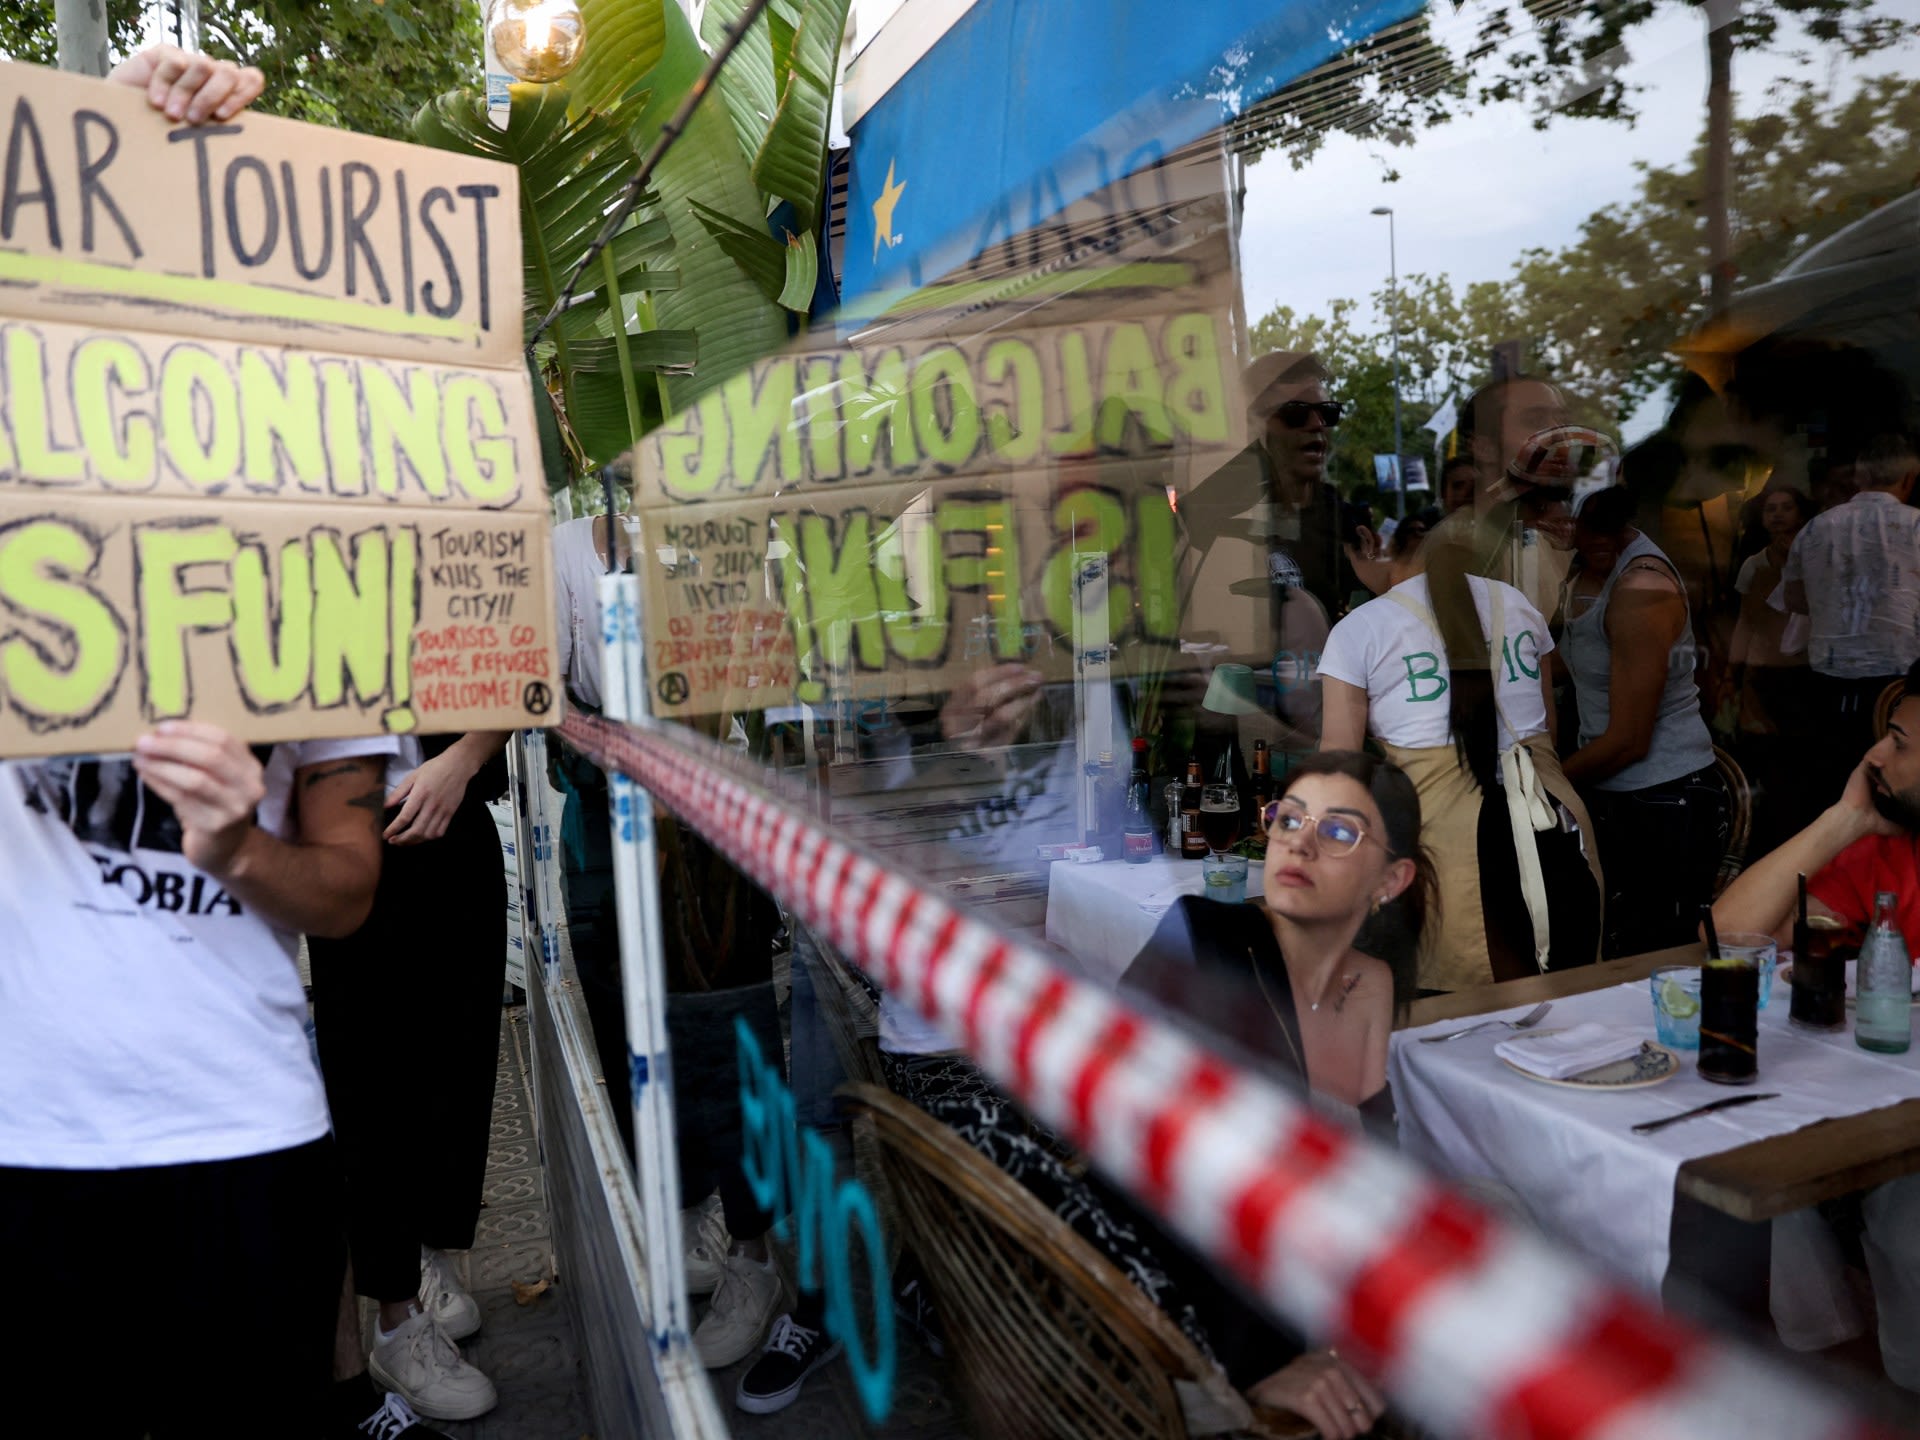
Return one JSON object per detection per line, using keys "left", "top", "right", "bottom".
{"left": 131, "top": 721, "right": 267, "bottom": 874}
{"left": 107, "top": 43, "right": 265, "bottom": 124}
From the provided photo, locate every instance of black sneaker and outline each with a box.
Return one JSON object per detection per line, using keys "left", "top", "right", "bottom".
{"left": 734, "top": 1313, "right": 842, "bottom": 1414}
{"left": 895, "top": 1276, "right": 946, "bottom": 1358}
{"left": 328, "top": 1374, "right": 452, "bottom": 1439}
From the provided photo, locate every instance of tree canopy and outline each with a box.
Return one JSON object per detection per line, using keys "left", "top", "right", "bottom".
{"left": 0, "top": 0, "right": 478, "bottom": 141}
{"left": 1252, "top": 73, "right": 1920, "bottom": 497}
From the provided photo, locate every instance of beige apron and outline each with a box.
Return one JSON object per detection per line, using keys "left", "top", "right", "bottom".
{"left": 1375, "top": 589, "right": 1603, "bottom": 991}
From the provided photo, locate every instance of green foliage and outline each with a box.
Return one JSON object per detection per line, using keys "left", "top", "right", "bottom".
{"left": 404, "top": 0, "right": 848, "bottom": 485}
{"left": 611, "top": 0, "right": 789, "bottom": 416}
{"left": 749, "top": 0, "right": 849, "bottom": 229}
{"left": 566, "top": 0, "right": 665, "bottom": 114}
{"left": 1252, "top": 76, "right": 1920, "bottom": 495}
{"left": 0, "top": 0, "right": 479, "bottom": 142}
{"left": 1236, "top": 0, "right": 1918, "bottom": 168}
{"left": 414, "top": 82, "right": 685, "bottom": 471}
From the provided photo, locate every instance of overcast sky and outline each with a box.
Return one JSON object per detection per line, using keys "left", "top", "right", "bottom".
{"left": 1236, "top": 1, "right": 1920, "bottom": 429}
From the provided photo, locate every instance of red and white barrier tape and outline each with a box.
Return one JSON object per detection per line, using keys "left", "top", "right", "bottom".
{"left": 560, "top": 711, "right": 1892, "bottom": 1440}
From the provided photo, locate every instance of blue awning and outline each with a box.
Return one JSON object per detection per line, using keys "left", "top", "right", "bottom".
{"left": 840, "top": 0, "right": 1423, "bottom": 311}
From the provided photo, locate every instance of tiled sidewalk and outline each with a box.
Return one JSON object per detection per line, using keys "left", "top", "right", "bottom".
{"left": 385, "top": 1007, "right": 593, "bottom": 1440}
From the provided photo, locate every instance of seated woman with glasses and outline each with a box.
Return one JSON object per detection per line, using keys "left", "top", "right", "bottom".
{"left": 1318, "top": 511, "right": 1603, "bottom": 989}
{"left": 1121, "top": 751, "right": 1437, "bottom": 1129}
{"left": 1104, "top": 752, "right": 1434, "bottom": 1435}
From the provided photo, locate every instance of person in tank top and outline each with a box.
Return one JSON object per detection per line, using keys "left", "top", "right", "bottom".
{"left": 1558, "top": 486, "right": 1728, "bottom": 956}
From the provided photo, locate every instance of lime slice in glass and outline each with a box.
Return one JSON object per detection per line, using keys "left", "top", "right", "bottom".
{"left": 1660, "top": 979, "right": 1699, "bottom": 1019}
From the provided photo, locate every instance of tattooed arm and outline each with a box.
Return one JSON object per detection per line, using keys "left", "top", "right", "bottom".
{"left": 132, "top": 723, "right": 386, "bottom": 937}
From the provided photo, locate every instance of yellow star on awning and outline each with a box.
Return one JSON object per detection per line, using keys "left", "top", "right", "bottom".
{"left": 871, "top": 159, "right": 906, "bottom": 262}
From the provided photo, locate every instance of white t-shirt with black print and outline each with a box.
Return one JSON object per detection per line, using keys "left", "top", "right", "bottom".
{"left": 0, "top": 737, "right": 397, "bottom": 1168}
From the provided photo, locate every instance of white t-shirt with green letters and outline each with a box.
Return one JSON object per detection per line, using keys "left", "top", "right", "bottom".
{"left": 1317, "top": 575, "right": 1553, "bottom": 750}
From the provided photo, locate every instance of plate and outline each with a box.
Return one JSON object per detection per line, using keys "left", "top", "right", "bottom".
{"left": 1499, "top": 1036, "right": 1682, "bottom": 1090}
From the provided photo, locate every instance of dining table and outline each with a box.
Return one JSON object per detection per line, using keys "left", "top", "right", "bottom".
{"left": 1390, "top": 944, "right": 1920, "bottom": 1331}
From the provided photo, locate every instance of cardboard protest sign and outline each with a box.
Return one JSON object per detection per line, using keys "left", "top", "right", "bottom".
{"left": 633, "top": 287, "right": 1248, "bottom": 718}
{"left": 0, "top": 61, "right": 557, "bottom": 756}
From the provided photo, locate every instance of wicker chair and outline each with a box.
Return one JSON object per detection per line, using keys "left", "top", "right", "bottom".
{"left": 1875, "top": 678, "right": 1907, "bottom": 740}
{"left": 1711, "top": 744, "right": 1753, "bottom": 898}
{"left": 840, "top": 1083, "right": 1314, "bottom": 1440}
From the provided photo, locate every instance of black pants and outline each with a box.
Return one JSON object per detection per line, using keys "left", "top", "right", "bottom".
{"left": 310, "top": 796, "right": 507, "bottom": 1301}
{"left": 556, "top": 749, "right": 781, "bottom": 1236}
{"left": 671, "top": 983, "right": 780, "bottom": 1240}
{"left": 1477, "top": 792, "right": 1602, "bottom": 981}
{"left": 0, "top": 1138, "right": 342, "bottom": 1435}
{"left": 1586, "top": 766, "right": 1730, "bottom": 959}
{"left": 1742, "top": 666, "right": 1824, "bottom": 856}
{"left": 1812, "top": 671, "right": 1904, "bottom": 800}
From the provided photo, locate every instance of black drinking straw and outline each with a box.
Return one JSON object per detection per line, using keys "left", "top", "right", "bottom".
{"left": 1799, "top": 872, "right": 1809, "bottom": 931}
{"left": 1701, "top": 903, "right": 1722, "bottom": 961}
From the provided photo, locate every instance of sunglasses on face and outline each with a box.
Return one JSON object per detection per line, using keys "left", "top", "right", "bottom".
{"left": 1267, "top": 400, "right": 1344, "bottom": 429}
{"left": 1261, "top": 800, "right": 1384, "bottom": 855}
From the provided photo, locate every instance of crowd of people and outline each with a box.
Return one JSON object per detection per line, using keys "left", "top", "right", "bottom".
{"left": 525, "top": 334, "right": 1920, "bottom": 1439}
{"left": 12, "top": 38, "right": 1920, "bottom": 1440}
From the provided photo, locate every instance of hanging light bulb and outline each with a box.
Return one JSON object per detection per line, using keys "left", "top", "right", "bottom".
{"left": 487, "top": 0, "right": 586, "bottom": 83}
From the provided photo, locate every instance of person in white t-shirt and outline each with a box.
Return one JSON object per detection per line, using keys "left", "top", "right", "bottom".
{"left": 0, "top": 47, "right": 451, "bottom": 1440}
{"left": 1319, "top": 511, "right": 1601, "bottom": 989}
{"left": 0, "top": 717, "right": 395, "bottom": 1429}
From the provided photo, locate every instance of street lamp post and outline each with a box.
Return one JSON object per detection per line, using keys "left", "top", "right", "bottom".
{"left": 1371, "top": 205, "right": 1406, "bottom": 520}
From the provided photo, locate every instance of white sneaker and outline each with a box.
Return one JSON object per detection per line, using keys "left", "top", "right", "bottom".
{"left": 694, "top": 1253, "right": 784, "bottom": 1369}
{"left": 419, "top": 1246, "right": 481, "bottom": 1341}
{"left": 683, "top": 1195, "right": 730, "bottom": 1297}
{"left": 368, "top": 1310, "right": 498, "bottom": 1422}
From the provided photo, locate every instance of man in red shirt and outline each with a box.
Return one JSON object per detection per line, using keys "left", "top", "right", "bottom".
{"left": 1714, "top": 657, "right": 1920, "bottom": 1391}
{"left": 1716, "top": 659, "right": 1920, "bottom": 952}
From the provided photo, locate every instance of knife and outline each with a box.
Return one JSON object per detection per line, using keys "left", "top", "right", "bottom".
{"left": 1631, "top": 1092, "right": 1779, "bottom": 1135}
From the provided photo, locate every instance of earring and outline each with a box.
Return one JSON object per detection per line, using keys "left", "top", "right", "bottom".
{"left": 1370, "top": 895, "right": 1383, "bottom": 916}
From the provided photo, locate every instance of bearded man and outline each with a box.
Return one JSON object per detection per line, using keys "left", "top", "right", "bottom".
{"left": 1712, "top": 656, "right": 1920, "bottom": 1392}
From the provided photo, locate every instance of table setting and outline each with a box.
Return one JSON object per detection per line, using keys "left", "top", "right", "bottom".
{"left": 1390, "top": 961, "right": 1920, "bottom": 1298}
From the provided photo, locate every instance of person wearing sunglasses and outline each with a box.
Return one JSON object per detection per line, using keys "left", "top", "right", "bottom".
{"left": 1319, "top": 512, "right": 1603, "bottom": 989}
{"left": 1114, "top": 752, "right": 1433, "bottom": 1439}
{"left": 1179, "top": 352, "right": 1370, "bottom": 635}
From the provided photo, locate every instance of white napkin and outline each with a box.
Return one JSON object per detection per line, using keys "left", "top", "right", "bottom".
{"left": 1495, "top": 1023, "right": 1645, "bottom": 1080}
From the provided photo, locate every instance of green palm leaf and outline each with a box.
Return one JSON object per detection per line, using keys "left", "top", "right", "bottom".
{"left": 568, "top": 0, "right": 668, "bottom": 114}
{"left": 619, "top": 1, "right": 787, "bottom": 411}
{"left": 750, "top": 0, "right": 849, "bottom": 230}
{"left": 700, "top": 0, "right": 781, "bottom": 180}
{"left": 413, "top": 83, "right": 684, "bottom": 469}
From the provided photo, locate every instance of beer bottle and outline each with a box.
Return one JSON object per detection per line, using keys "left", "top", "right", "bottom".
{"left": 1181, "top": 759, "right": 1209, "bottom": 859}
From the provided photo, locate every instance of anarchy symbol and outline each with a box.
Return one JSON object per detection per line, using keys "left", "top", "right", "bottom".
{"left": 522, "top": 681, "right": 554, "bottom": 715}
{"left": 658, "top": 672, "right": 691, "bottom": 706}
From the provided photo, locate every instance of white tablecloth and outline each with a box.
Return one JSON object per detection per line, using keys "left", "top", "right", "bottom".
{"left": 1391, "top": 981, "right": 1920, "bottom": 1297}
{"left": 1045, "top": 856, "right": 1265, "bottom": 986}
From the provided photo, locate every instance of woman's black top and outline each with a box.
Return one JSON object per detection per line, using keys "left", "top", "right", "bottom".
{"left": 1106, "top": 896, "right": 1396, "bottom": 1388}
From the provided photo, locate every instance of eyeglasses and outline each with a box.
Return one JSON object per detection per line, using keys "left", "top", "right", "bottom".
{"left": 1267, "top": 400, "right": 1344, "bottom": 429}
{"left": 1261, "top": 800, "right": 1387, "bottom": 856}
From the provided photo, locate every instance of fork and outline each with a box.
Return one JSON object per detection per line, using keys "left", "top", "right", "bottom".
{"left": 1418, "top": 1001, "right": 1553, "bottom": 1043}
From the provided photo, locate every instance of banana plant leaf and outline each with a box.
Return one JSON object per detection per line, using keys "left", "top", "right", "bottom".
{"left": 687, "top": 197, "right": 784, "bottom": 297}
{"left": 699, "top": 0, "right": 780, "bottom": 182}
{"left": 615, "top": 1, "right": 787, "bottom": 412}
{"left": 750, "top": 0, "right": 850, "bottom": 230}
{"left": 777, "top": 229, "right": 818, "bottom": 311}
{"left": 414, "top": 82, "right": 685, "bottom": 469}
{"left": 567, "top": 0, "right": 668, "bottom": 115}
